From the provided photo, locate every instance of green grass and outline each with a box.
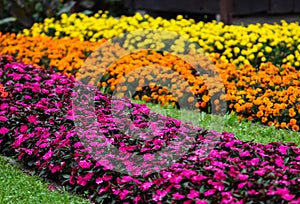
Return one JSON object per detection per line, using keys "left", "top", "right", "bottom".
{"left": 133, "top": 100, "right": 300, "bottom": 146}
{"left": 0, "top": 156, "right": 90, "bottom": 204}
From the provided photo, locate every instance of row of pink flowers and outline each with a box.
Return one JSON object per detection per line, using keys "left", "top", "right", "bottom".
{"left": 0, "top": 55, "right": 300, "bottom": 203}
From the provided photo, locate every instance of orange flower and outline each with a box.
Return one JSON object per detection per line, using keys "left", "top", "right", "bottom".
{"left": 292, "top": 125, "right": 299, "bottom": 131}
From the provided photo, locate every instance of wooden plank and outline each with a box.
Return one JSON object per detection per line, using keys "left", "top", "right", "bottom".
{"left": 268, "top": 0, "right": 294, "bottom": 13}
{"left": 233, "top": 0, "right": 269, "bottom": 15}
{"left": 125, "top": 0, "right": 219, "bottom": 14}
{"left": 220, "top": 0, "right": 233, "bottom": 24}
{"left": 293, "top": 0, "right": 300, "bottom": 12}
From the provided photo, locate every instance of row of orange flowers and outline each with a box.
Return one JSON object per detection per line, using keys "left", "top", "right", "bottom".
{"left": 0, "top": 33, "right": 299, "bottom": 131}
{"left": 0, "top": 33, "right": 104, "bottom": 75}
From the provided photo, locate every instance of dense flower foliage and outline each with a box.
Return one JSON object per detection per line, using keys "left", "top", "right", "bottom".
{"left": 1, "top": 56, "right": 300, "bottom": 203}
{"left": 0, "top": 33, "right": 103, "bottom": 75}
{"left": 1, "top": 32, "right": 300, "bottom": 131}
{"left": 23, "top": 11, "right": 300, "bottom": 68}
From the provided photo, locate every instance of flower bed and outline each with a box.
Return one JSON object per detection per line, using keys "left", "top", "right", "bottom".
{"left": 1, "top": 55, "right": 300, "bottom": 203}
{"left": 23, "top": 12, "right": 300, "bottom": 69}
{"left": 0, "top": 33, "right": 103, "bottom": 75}
{"left": 1, "top": 32, "right": 300, "bottom": 131}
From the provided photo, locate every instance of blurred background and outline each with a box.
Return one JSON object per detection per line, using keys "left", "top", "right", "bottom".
{"left": 1, "top": 0, "right": 300, "bottom": 33}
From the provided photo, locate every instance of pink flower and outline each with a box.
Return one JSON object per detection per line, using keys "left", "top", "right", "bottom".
{"left": 204, "top": 189, "right": 216, "bottom": 197}
{"left": 0, "top": 116, "right": 7, "bottom": 121}
{"left": 181, "top": 170, "right": 196, "bottom": 178}
{"left": 119, "top": 189, "right": 130, "bottom": 200}
{"left": 195, "top": 200, "right": 208, "bottom": 204}
{"left": 78, "top": 160, "right": 92, "bottom": 169}
{"left": 237, "top": 182, "right": 247, "bottom": 189}
{"left": 0, "top": 127, "right": 9, "bottom": 135}
{"left": 121, "top": 176, "right": 133, "bottom": 183}
{"left": 275, "top": 157, "right": 284, "bottom": 168}
{"left": 102, "top": 174, "right": 112, "bottom": 181}
{"left": 169, "top": 175, "right": 182, "bottom": 184}
{"left": 237, "top": 174, "right": 248, "bottom": 181}
{"left": 143, "top": 153, "right": 154, "bottom": 161}
{"left": 191, "top": 175, "right": 207, "bottom": 183}
{"left": 19, "top": 124, "right": 28, "bottom": 133}
{"left": 50, "top": 165, "right": 62, "bottom": 173}
{"left": 95, "top": 177, "right": 103, "bottom": 184}
{"left": 77, "top": 176, "right": 87, "bottom": 186}
{"left": 209, "top": 180, "right": 225, "bottom": 191}
{"left": 277, "top": 146, "right": 288, "bottom": 155}
{"left": 282, "top": 194, "right": 295, "bottom": 201}
{"left": 141, "top": 182, "right": 153, "bottom": 190}
{"left": 248, "top": 190, "right": 259, "bottom": 195}
{"left": 161, "top": 171, "right": 172, "bottom": 179}
{"left": 43, "top": 150, "right": 53, "bottom": 161}
{"left": 187, "top": 189, "right": 200, "bottom": 199}
{"left": 221, "top": 192, "right": 234, "bottom": 204}
{"left": 249, "top": 158, "right": 259, "bottom": 166}
{"left": 77, "top": 172, "right": 94, "bottom": 186}
{"left": 69, "top": 175, "right": 75, "bottom": 185}
{"left": 239, "top": 151, "right": 250, "bottom": 157}
{"left": 152, "top": 189, "right": 168, "bottom": 201}
{"left": 253, "top": 169, "right": 265, "bottom": 176}
{"left": 28, "top": 115, "right": 39, "bottom": 124}
{"left": 214, "top": 171, "right": 226, "bottom": 180}
{"left": 172, "top": 192, "right": 185, "bottom": 200}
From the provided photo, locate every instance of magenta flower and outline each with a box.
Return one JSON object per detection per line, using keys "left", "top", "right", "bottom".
{"left": 237, "top": 182, "right": 247, "bottom": 189}
{"left": 239, "top": 151, "right": 250, "bottom": 157}
{"left": 204, "top": 189, "right": 216, "bottom": 197}
{"left": 143, "top": 153, "right": 154, "bottom": 161}
{"left": 95, "top": 177, "right": 103, "bottom": 184}
{"left": 169, "top": 175, "right": 182, "bottom": 184}
{"left": 172, "top": 192, "right": 185, "bottom": 200}
{"left": 187, "top": 189, "right": 200, "bottom": 199}
{"left": 19, "top": 124, "right": 28, "bottom": 133}
{"left": 119, "top": 189, "right": 130, "bottom": 200}
{"left": 214, "top": 171, "right": 226, "bottom": 180}
{"left": 281, "top": 193, "right": 295, "bottom": 201}
{"left": 181, "top": 170, "right": 196, "bottom": 178}
{"left": 191, "top": 175, "right": 207, "bottom": 183}
{"left": 78, "top": 160, "right": 92, "bottom": 169}
{"left": 27, "top": 115, "right": 39, "bottom": 124}
{"left": 141, "top": 182, "right": 153, "bottom": 190}
{"left": 221, "top": 191, "right": 234, "bottom": 204}
{"left": 253, "top": 169, "right": 265, "bottom": 176}
{"left": 121, "top": 176, "right": 133, "bottom": 183}
{"left": 77, "top": 172, "right": 94, "bottom": 186}
{"left": 195, "top": 200, "right": 208, "bottom": 204}
{"left": 249, "top": 158, "right": 259, "bottom": 166}
{"left": 277, "top": 146, "right": 288, "bottom": 155}
{"left": 152, "top": 189, "right": 168, "bottom": 201}
{"left": 275, "top": 157, "right": 284, "bottom": 168}
{"left": 0, "top": 127, "right": 9, "bottom": 135}
{"left": 50, "top": 165, "right": 62, "bottom": 173}
{"left": 0, "top": 116, "right": 7, "bottom": 121}
{"left": 237, "top": 174, "right": 248, "bottom": 181}
{"left": 42, "top": 150, "right": 53, "bottom": 161}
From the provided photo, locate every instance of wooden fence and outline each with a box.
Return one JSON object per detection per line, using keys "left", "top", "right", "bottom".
{"left": 124, "top": 0, "right": 300, "bottom": 24}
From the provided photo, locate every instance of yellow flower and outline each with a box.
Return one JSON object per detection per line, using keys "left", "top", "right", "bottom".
{"left": 265, "top": 46, "right": 272, "bottom": 53}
